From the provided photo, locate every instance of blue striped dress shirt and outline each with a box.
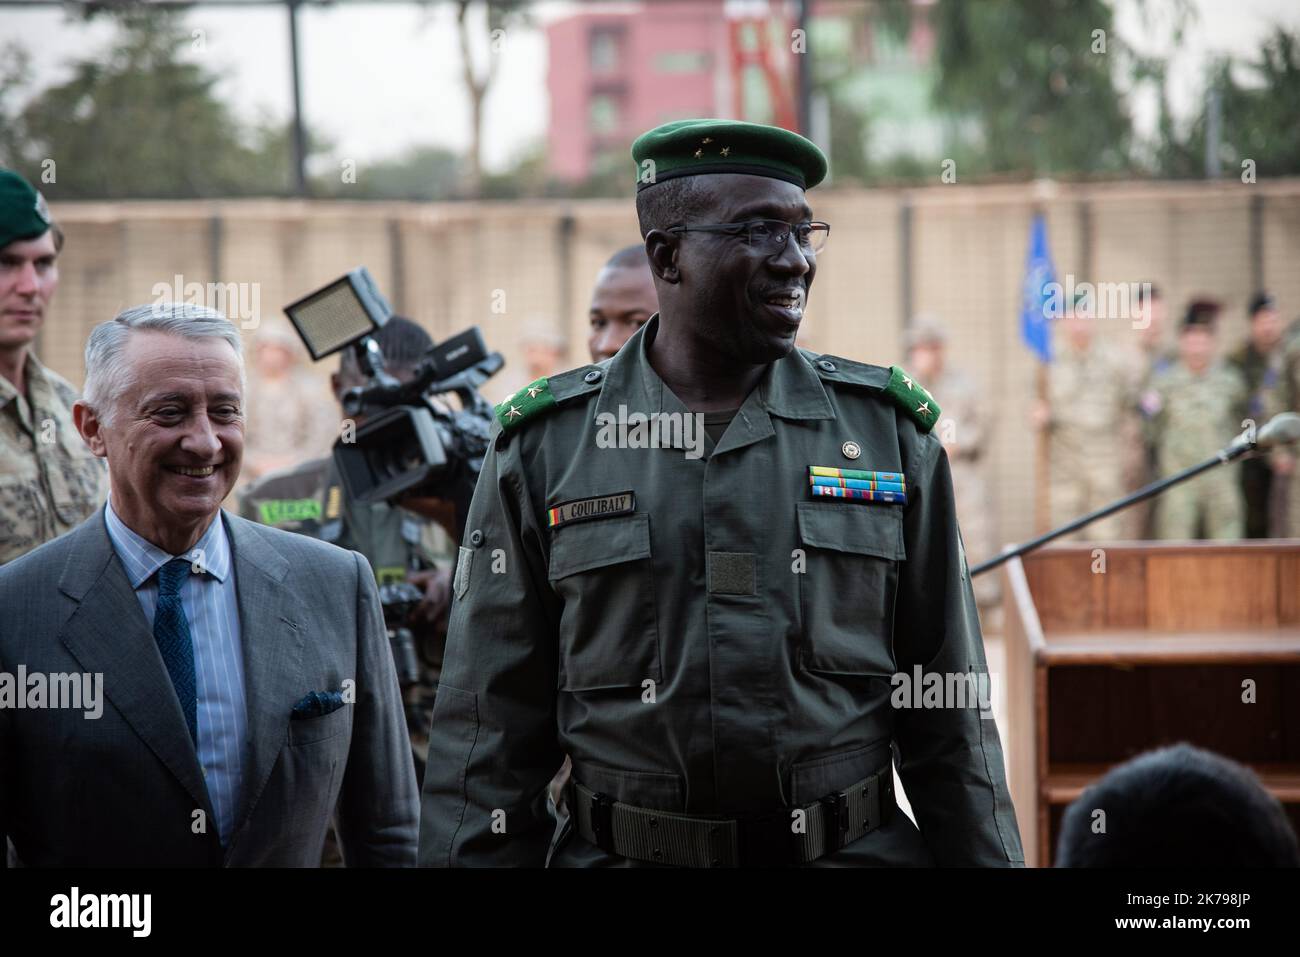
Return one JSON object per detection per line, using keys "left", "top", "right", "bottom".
{"left": 103, "top": 501, "right": 248, "bottom": 847}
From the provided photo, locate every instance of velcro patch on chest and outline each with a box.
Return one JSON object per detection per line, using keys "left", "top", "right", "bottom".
{"left": 258, "top": 498, "right": 322, "bottom": 525}
{"left": 808, "top": 466, "right": 907, "bottom": 504}
{"left": 547, "top": 491, "right": 635, "bottom": 528}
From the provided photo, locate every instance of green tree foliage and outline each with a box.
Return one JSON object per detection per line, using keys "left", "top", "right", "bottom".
{"left": 1155, "top": 27, "right": 1300, "bottom": 179}
{"left": 931, "top": 0, "right": 1134, "bottom": 177}
{"left": 3, "top": 10, "right": 316, "bottom": 199}
{"left": 319, "top": 144, "right": 463, "bottom": 200}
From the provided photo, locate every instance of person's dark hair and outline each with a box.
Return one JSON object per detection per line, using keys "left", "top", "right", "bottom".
{"left": 1182, "top": 298, "right": 1221, "bottom": 331}
{"left": 339, "top": 315, "right": 433, "bottom": 375}
{"left": 635, "top": 176, "right": 713, "bottom": 238}
{"left": 51, "top": 222, "right": 65, "bottom": 253}
{"left": 1136, "top": 283, "right": 1160, "bottom": 305}
{"left": 1056, "top": 743, "right": 1300, "bottom": 867}
{"left": 604, "top": 243, "right": 650, "bottom": 270}
{"left": 1247, "top": 291, "right": 1275, "bottom": 318}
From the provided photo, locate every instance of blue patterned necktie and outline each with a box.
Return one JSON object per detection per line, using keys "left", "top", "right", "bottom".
{"left": 154, "top": 558, "right": 198, "bottom": 748}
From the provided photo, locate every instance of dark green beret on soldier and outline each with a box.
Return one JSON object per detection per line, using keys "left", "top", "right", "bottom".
{"left": 420, "top": 119, "right": 1023, "bottom": 868}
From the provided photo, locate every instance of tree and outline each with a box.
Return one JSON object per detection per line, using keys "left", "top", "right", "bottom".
{"left": 4, "top": 10, "right": 321, "bottom": 199}
{"left": 1154, "top": 26, "right": 1300, "bottom": 179}
{"left": 930, "top": 0, "right": 1135, "bottom": 178}
{"left": 446, "top": 0, "right": 531, "bottom": 197}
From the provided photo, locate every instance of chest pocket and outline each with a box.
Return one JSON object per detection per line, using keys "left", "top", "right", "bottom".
{"left": 796, "top": 502, "right": 904, "bottom": 676}
{"left": 548, "top": 512, "right": 661, "bottom": 692}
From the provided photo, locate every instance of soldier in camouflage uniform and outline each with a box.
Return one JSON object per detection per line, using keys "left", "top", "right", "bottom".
{"left": 1151, "top": 300, "right": 1247, "bottom": 540}
{"left": 0, "top": 169, "right": 107, "bottom": 565}
{"left": 905, "top": 317, "right": 999, "bottom": 609}
{"left": 1224, "top": 292, "right": 1286, "bottom": 537}
{"left": 1276, "top": 323, "right": 1300, "bottom": 537}
{"left": 1037, "top": 297, "right": 1137, "bottom": 541}
{"left": 1130, "top": 285, "right": 1174, "bottom": 538}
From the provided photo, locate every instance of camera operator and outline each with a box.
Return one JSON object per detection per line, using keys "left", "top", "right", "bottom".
{"left": 238, "top": 316, "right": 456, "bottom": 669}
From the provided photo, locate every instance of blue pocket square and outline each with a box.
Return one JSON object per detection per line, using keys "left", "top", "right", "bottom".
{"left": 291, "top": 689, "right": 346, "bottom": 720}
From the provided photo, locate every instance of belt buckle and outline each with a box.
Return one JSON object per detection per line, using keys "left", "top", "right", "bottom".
{"left": 821, "top": 789, "right": 850, "bottom": 855}
{"left": 589, "top": 791, "right": 615, "bottom": 854}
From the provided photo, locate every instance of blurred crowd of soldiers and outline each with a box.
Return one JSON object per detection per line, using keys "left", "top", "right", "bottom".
{"left": 905, "top": 287, "right": 1299, "bottom": 616}
{"left": 1032, "top": 287, "right": 1298, "bottom": 545}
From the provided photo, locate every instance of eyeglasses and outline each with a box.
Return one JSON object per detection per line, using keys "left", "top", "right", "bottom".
{"left": 667, "top": 219, "right": 830, "bottom": 256}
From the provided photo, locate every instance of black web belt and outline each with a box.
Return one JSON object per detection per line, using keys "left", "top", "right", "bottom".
{"left": 570, "top": 768, "right": 894, "bottom": 867}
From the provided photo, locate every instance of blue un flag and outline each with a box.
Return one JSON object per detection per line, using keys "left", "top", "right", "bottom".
{"left": 1019, "top": 213, "right": 1056, "bottom": 364}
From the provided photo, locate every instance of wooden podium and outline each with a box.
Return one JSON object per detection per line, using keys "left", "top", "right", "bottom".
{"left": 1002, "top": 540, "right": 1300, "bottom": 867}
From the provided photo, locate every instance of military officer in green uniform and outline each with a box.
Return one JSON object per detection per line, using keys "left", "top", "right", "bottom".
{"left": 419, "top": 120, "right": 1023, "bottom": 868}
{"left": 239, "top": 316, "right": 455, "bottom": 659}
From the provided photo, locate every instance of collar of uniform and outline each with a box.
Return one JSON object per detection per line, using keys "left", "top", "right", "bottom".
{"left": 593, "top": 313, "right": 835, "bottom": 455}
{"left": 0, "top": 351, "right": 45, "bottom": 418}
{"left": 104, "top": 499, "right": 233, "bottom": 588}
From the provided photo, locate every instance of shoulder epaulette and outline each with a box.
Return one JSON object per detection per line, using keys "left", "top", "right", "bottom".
{"left": 807, "top": 353, "right": 939, "bottom": 432}
{"left": 882, "top": 365, "right": 940, "bottom": 432}
{"left": 805, "top": 351, "right": 890, "bottom": 390}
{"left": 494, "top": 364, "right": 607, "bottom": 433}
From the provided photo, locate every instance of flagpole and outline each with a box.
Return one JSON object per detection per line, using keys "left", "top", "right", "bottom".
{"left": 1035, "top": 363, "right": 1049, "bottom": 534}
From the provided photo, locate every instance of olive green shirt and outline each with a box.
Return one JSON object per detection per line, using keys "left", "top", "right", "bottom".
{"left": 238, "top": 456, "right": 451, "bottom": 582}
{"left": 420, "top": 316, "right": 1023, "bottom": 867}
{"left": 0, "top": 352, "right": 107, "bottom": 565}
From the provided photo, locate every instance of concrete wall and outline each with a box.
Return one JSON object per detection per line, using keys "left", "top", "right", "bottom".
{"left": 36, "top": 178, "right": 1300, "bottom": 554}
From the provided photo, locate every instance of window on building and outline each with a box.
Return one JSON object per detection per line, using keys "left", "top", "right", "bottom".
{"left": 590, "top": 27, "right": 622, "bottom": 73}
{"left": 655, "top": 50, "right": 711, "bottom": 74}
{"left": 590, "top": 94, "right": 621, "bottom": 135}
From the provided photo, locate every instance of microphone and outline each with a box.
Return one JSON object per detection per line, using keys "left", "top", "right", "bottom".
{"left": 1255, "top": 412, "right": 1300, "bottom": 450}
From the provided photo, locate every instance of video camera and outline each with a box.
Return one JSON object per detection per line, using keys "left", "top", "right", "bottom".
{"left": 283, "top": 267, "right": 503, "bottom": 539}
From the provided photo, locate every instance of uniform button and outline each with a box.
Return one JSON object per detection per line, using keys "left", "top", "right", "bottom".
{"left": 652, "top": 848, "right": 663, "bottom": 860}
{"left": 583, "top": 369, "right": 602, "bottom": 383}
{"left": 818, "top": 359, "right": 836, "bottom": 372}
{"left": 648, "top": 817, "right": 658, "bottom": 828}
{"left": 469, "top": 529, "right": 484, "bottom": 547}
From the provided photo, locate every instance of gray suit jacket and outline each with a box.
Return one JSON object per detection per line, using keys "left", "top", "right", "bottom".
{"left": 0, "top": 509, "right": 418, "bottom": 866}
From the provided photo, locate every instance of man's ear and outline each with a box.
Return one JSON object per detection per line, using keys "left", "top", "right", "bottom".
{"left": 644, "top": 231, "right": 680, "bottom": 285}
{"left": 73, "top": 400, "right": 108, "bottom": 458}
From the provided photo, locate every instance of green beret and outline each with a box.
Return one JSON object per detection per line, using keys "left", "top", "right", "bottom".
{"left": 632, "top": 119, "right": 827, "bottom": 192}
{"left": 0, "top": 168, "right": 52, "bottom": 250}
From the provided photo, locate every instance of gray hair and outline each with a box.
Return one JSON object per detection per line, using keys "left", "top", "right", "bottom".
{"left": 83, "top": 303, "right": 245, "bottom": 423}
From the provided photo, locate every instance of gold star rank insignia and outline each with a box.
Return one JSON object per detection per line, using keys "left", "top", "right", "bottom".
{"left": 702, "top": 137, "right": 713, "bottom": 144}
{"left": 693, "top": 148, "right": 703, "bottom": 158}
{"left": 526, "top": 386, "right": 541, "bottom": 398}
{"left": 506, "top": 406, "right": 522, "bottom": 419}
{"left": 720, "top": 146, "right": 730, "bottom": 156}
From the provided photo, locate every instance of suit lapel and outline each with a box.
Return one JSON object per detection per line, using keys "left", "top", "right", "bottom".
{"left": 223, "top": 514, "right": 306, "bottom": 840}
{"left": 57, "top": 512, "right": 216, "bottom": 820}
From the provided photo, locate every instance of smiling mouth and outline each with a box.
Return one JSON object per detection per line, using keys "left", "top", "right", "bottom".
{"left": 761, "top": 292, "right": 805, "bottom": 321}
{"left": 168, "top": 465, "right": 217, "bottom": 477}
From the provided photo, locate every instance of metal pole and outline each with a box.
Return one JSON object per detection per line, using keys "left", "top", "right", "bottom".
{"left": 795, "top": 0, "right": 811, "bottom": 137}
{"left": 972, "top": 444, "right": 1250, "bottom": 577}
{"left": 287, "top": 0, "right": 308, "bottom": 196}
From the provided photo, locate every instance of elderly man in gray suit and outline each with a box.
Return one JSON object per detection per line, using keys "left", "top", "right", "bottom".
{"left": 0, "top": 302, "right": 418, "bottom": 866}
